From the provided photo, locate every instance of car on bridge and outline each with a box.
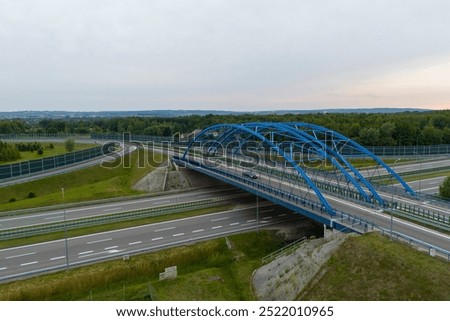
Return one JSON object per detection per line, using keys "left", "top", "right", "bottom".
{"left": 243, "top": 171, "right": 258, "bottom": 179}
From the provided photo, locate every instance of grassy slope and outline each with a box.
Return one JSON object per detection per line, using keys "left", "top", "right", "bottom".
{"left": 299, "top": 233, "right": 450, "bottom": 300}
{"left": 0, "top": 148, "right": 166, "bottom": 211}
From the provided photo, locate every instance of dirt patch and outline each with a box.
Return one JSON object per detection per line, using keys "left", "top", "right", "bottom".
{"left": 133, "top": 160, "right": 226, "bottom": 193}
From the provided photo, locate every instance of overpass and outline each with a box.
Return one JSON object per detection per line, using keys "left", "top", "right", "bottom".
{"left": 173, "top": 122, "right": 432, "bottom": 235}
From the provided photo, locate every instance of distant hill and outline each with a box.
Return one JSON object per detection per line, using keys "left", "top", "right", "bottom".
{"left": 0, "top": 108, "right": 430, "bottom": 119}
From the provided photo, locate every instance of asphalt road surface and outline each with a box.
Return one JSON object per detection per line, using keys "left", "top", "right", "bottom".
{"left": 0, "top": 203, "right": 303, "bottom": 281}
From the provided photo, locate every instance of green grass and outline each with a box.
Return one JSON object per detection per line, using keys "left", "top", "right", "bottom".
{"left": 0, "top": 148, "right": 166, "bottom": 211}
{"left": 0, "top": 230, "right": 285, "bottom": 301}
{"left": 0, "top": 142, "right": 97, "bottom": 165}
{"left": 298, "top": 233, "right": 450, "bottom": 300}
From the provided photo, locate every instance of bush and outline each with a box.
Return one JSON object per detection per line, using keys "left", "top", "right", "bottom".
{"left": 37, "top": 147, "right": 44, "bottom": 155}
{"left": 440, "top": 176, "right": 450, "bottom": 199}
{"left": 28, "top": 192, "right": 36, "bottom": 198}
{"left": 9, "top": 198, "right": 16, "bottom": 203}
{"left": 65, "top": 138, "right": 75, "bottom": 152}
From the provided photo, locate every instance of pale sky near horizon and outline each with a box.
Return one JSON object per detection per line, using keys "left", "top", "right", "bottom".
{"left": 0, "top": 0, "right": 449, "bottom": 112}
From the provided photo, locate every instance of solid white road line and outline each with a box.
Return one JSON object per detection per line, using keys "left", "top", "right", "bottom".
{"left": 103, "top": 207, "right": 122, "bottom": 212}
{"left": 153, "top": 201, "right": 170, "bottom": 205}
{"left": 154, "top": 226, "right": 175, "bottom": 232}
{"left": 211, "top": 217, "right": 229, "bottom": 222}
{"left": 44, "top": 215, "right": 65, "bottom": 220}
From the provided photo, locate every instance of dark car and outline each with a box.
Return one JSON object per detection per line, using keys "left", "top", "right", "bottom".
{"left": 243, "top": 171, "right": 258, "bottom": 179}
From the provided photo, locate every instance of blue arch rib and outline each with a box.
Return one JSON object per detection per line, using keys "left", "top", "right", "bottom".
{"left": 183, "top": 123, "right": 336, "bottom": 216}
{"left": 243, "top": 122, "right": 375, "bottom": 203}
{"left": 289, "top": 122, "right": 416, "bottom": 197}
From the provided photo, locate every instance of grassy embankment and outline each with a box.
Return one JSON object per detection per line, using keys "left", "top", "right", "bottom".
{"left": 0, "top": 142, "right": 97, "bottom": 165}
{"left": 0, "top": 232, "right": 448, "bottom": 301}
{"left": 299, "top": 233, "right": 450, "bottom": 300}
{"left": 0, "top": 148, "right": 166, "bottom": 212}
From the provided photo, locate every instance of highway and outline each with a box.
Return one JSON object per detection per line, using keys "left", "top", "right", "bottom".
{"left": 401, "top": 176, "right": 446, "bottom": 195}
{"left": 0, "top": 203, "right": 303, "bottom": 281}
{"left": 181, "top": 159, "right": 450, "bottom": 252}
{"left": 1, "top": 145, "right": 449, "bottom": 281}
{"left": 0, "top": 187, "right": 248, "bottom": 230}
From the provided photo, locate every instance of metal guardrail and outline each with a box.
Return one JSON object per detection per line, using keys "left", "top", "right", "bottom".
{"left": 0, "top": 195, "right": 249, "bottom": 241}
{"left": 261, "top": 237, "right": 307, "bottom": 264}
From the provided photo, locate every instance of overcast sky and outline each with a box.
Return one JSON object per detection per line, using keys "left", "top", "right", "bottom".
{"left": 1, "top": 0, "right": 449, "bottom": 112}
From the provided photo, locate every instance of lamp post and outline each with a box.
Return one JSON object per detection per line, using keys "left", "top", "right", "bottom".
{"left": 256, "top": 194, "right": 259, "bottom": 234}
{"left": 390, "top": 158, "right": 401, "bottom": 237}
{"left": 61, "top": 188, "right": 69, "bottom": 269}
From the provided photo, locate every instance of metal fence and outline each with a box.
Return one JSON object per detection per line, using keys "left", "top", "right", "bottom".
{"left": 91, "top": 133, "right": 174, "bottom": 143}
{"left": 261, "top": 237, "right": 307, "bottom": 264}
{"left": 342, "top": 144, "right": 450, "bottom": 157}
{"left": 0, "top": 133, "right": 90, "bottom": 140}
{"left": 0, "top": 142, "right": 115, "bottom": 181}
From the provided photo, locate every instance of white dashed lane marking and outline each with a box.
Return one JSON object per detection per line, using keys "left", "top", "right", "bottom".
{"left": 128, "top": 241, "right": 142, "bottom": 245}
{"left": 5, "top": 252, "right": 36, "bottom": 260}
{"left": 87, "top": 238, "right": 112, "bottom": 245}
{"left": 50, "top": 256, "right": 66, "bottom": 261}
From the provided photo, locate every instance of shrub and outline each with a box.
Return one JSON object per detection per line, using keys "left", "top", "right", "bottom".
{"left": 28, "top": 192, "right": 36, "bottom": 198}
{"left": 9, "top": 198, "right": 16, "bottom": 203}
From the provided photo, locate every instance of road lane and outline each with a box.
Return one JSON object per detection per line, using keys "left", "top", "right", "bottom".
{"left": 0, "top": 187, "right": 247, "bottom": 230}
{"left": 0, "top": 203, "right": 303, "bottom": 281}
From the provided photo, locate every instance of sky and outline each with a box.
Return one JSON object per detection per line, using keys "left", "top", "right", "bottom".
{"left": 0, "top": 0, "right": 450, "bottom": 112}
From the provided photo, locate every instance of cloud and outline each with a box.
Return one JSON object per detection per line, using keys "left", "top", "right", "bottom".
{"left": 0, "top": 0, "right": 449, "bottom": 110}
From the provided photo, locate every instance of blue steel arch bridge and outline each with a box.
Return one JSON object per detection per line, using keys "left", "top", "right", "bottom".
{"left": 173, "top": 122, "right": 416, "bottom": 231}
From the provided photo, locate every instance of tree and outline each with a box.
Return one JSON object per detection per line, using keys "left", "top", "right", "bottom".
{"left": 440, "top": 176, "right": 450, "bottom": 199}
{"left": 65, "top": 138, "right": 75, "bottom": 152}
{"left": 37, "top": 147, "right": 44, "bottom": 155}
{"left": 358, "top": 128, "right": 380, "bottom": 146}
